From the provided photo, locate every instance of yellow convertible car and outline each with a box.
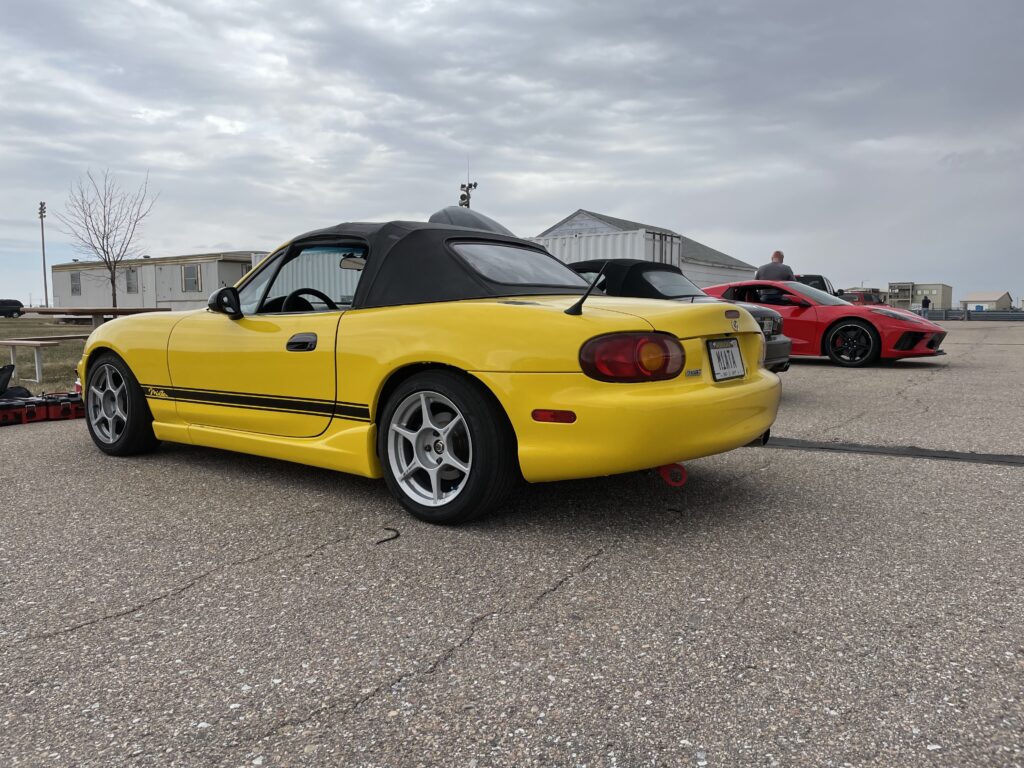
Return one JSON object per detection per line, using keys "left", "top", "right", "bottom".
{"left": 79, "top": 220, "right": 780, "bottom": 524}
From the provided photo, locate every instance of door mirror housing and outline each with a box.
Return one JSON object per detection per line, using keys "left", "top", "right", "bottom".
{"left": 209, "top": 286, "right": 243, "bottom": 318}
{"left": 780, "top": 294, "right": 811, "bottom": 308}
{"left": 835, "top": 288, "right": 845, "bottom": 297}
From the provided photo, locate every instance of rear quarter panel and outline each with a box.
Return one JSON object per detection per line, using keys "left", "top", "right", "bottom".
{"left": 335, "top": 298, "right": 653, "bottom": 417}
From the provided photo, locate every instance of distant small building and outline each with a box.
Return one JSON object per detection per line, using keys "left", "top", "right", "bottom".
{"left": 52, "top": 251, "right": 266, "bottom": 311}
{"left": 533, "top": 209, "right": 755, "bottom": 287}
{"left": 960, "top": 291, "right": 1013, "bottom": 311}
{"left": 888, "top": 282, "right": 953, "bottom": 310}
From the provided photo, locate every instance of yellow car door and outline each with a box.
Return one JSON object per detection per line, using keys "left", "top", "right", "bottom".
{"left": 166, "top": 311, "right": 341, "bottom": 438}
{"left": 166, "top": 241, "right": 365, "bottom": 438}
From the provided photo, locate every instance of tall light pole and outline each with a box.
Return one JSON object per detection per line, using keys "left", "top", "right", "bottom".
{"left": 38, "top": 201, "right": 49, "bottom": 307}
{"left": 459, "top": 181, "right": 477, "bottom": 208}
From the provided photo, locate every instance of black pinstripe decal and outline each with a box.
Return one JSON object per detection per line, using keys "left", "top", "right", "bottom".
{"left": 142, "top": 385, "right": 371, "bottom": 422}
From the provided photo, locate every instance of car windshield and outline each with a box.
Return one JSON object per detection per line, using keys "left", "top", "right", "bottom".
{"left": 784, "top": 282, "right": 852, "bottom": 306}
{"left": 641, "top": 270, "right": 705, "bottom": 298}
{"left": 452, "top": 242, "right": 589, "bottom": 288}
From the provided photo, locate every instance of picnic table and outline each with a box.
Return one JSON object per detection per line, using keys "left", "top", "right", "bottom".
{"left": 26, "top": 306, "right": 172, "bottom": 328}
{"left": 2, "top": 339, "right": 60, "bottom": 383}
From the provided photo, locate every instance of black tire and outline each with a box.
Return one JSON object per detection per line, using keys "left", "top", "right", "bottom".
{"left": 84, "top": 352, "right": 160, "bottom": 456}
{"left": 377, "top": 370, "right": 518, "bottom": 524}
{"left": 824, "top": 319, "right": 881, "bottom": 367}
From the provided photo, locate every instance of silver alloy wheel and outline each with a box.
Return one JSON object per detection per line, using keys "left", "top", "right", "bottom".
{"left": 387, "top": 390, "right": 473, "bottom": 507}
{"left": 87, "top": 363, "right": 129, "bottom": 444}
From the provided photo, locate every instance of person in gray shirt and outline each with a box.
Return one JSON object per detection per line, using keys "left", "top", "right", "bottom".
{"left": 754, "top": 250, "right": 795, "bottom": 281}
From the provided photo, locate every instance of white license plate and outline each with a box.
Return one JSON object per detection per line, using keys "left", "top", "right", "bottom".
{"left": 760, "top": 317, "right": 774, "bottom": 335}
{"left": 708, "top": 338, "right": 745, "bottom": 381}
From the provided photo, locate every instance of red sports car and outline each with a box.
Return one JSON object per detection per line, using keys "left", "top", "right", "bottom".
{"left": 704, "top": 280, "right": 946, "bottom": 367}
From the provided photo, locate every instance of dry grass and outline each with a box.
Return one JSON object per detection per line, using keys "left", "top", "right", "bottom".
{"left": 1, "top": 316, "right": 89, "bottom": 394}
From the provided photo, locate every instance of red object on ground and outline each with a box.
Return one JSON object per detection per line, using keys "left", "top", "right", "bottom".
{"left": 43, "top": 393, "right": 85, "bottom": 420}
{"left": 0, "top": 393, "right": 85, "bottom": 426}
{"left": 21, "top": 399, "right": 48, "bottom": 424}
{"left": 0, "top": 402, "right": 25, "bottom": 426}
{"left": 658, "top": 463, "right": 688, "bottom": 488}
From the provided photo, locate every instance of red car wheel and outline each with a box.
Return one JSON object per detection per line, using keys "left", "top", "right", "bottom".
{"left": 824, "top": 320, "right": 880, "bottom": 367}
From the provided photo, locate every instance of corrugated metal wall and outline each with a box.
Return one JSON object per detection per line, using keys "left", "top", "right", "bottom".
{"left": 270, "top": 246, "right": 363, "bottom": 302}
{"left": 532, "top": 229, "right": 751, "bottom": 287}
{"left": 531, "top": 230, "right": 648, "bottom": 264}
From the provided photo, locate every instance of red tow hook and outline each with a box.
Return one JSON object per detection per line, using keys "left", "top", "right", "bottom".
{"left": 657, "top": 462, "right": 688, "bottom": 488}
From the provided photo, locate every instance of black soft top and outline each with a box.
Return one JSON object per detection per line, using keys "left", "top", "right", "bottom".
{"left": 284, "top": 220, "right": 586, "bottom": 309}
{"left": 571, "top": 258, "right": 781, "bottom": 320}
{"left": 571, "top": 259, "right": 697, "bottom": 301}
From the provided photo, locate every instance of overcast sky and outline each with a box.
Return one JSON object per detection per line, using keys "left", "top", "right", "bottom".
{"left": 2, "top": 0, "right": 1022, "bottom": 304}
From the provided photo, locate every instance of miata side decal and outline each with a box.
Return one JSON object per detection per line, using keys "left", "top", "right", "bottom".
{"left": 141, "top": 385, "right": 371, "bottom": 422}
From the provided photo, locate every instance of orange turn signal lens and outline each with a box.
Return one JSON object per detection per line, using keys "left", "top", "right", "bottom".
{"left": 637, "top": 341, "right": 667, "bottom": 373}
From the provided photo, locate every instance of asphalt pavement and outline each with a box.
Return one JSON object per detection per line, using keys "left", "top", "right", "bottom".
{"left": 1, "top": 321, "right": 1022, "bottom": 767}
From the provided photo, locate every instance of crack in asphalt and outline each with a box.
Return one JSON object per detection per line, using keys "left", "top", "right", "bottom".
{"left": 765, "top": 437, "right": 1024, "bottom": 467}
{"left": 374, "top": 527, "right": 400, "bottom": 545}
{"left": 7, "top": 542, "right": 295, "bottom": 648}
{"left": 424, "top": 605, "right": 507, "bottom": 674}
{"left": 6, "top": 529, "right": 376, "bottom": 649}
{"left": 297, "top": 533, "right": 351, "bottom": 559}
{"left": 238, "top": 548, "right": 609, "bottom": 755}
{"left": 529, "top": 548, "right": 606, "bottom": 608}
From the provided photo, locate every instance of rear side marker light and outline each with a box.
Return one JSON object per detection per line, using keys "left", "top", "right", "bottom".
{"left": 580, "top": 332, "right": 685, "bottom": 382}
{"left": 532, "top": 409, "right": 577, "bottom": 423}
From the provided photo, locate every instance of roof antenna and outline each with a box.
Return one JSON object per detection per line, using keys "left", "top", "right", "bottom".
{"left": 564, "top": 261, "right": 609, "bottom": 315}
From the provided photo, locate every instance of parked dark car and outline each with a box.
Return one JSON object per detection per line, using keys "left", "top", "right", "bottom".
{"left": 570, "top": 259, "right": 791, "bottom": 373}
{"left": 0, "top": 299, "right": 25, "bottom": 318}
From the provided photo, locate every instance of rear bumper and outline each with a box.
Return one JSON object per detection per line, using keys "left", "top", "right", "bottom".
{"left": 473, "top": 369, "right": 781, "bottom": 483}
{"left": 765, "top": 334, "right": 792, "bottom": 372}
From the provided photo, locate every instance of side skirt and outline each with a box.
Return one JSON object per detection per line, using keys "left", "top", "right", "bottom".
{"left": 151, "top": 419, "right": 383, "bottom": 479}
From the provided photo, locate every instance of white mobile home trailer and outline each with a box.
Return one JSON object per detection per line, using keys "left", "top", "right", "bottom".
{"left": 52, "top": 251, "right": 266, "bottom": 311}
{"left": 533, "top": 210, "right": 755, "bottom": 288}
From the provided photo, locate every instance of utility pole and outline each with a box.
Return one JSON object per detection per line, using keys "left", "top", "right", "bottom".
{"left": 459, "top": 181, "right": 477, "bottom": 209}
{"left": 38, "top": 201, "right": 49, "bottom": 307}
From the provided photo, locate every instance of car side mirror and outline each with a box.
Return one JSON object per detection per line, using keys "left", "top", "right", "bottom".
{"left": 209, "top": 286, "right": 243, "bottom": 318}
{"left": 835, "top": 288, "right": 845, "bottom": 297}
{"left": 780, "top": 294, "right": 811, "bottom": 308}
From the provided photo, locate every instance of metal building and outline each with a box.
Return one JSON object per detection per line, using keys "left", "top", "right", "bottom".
{"left": 887, "top": 282, "right": 954, "bottom": 310}
{"left": 960, "top": 291, "right": 1013, "bottom": 311}
{"left": 51, "top": 251, "right": 266, "bottom": 311}
{"left": 532, "top": 209, "right": 755, "bottom": 287}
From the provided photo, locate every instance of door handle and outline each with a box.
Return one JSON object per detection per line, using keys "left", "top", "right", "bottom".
{"left": 286, "top": 333, "right": 318, "bottom": 352}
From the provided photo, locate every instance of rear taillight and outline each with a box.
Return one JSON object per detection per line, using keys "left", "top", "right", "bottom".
{"left": 580, "top": 332, "right": 685, "bottom": 382}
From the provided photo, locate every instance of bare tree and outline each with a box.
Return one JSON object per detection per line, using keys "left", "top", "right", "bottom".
{"left": 56, "top": 169, "right": 157, "bottom": 307}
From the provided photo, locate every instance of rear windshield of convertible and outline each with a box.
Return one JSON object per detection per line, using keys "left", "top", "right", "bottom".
{"left": 452, "top": 242, "right": 590, "bottom": 288}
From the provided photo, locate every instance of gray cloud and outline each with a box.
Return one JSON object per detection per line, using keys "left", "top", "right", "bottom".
{"left": 1, "top": 0, "right": 1022, "bottom": 302}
